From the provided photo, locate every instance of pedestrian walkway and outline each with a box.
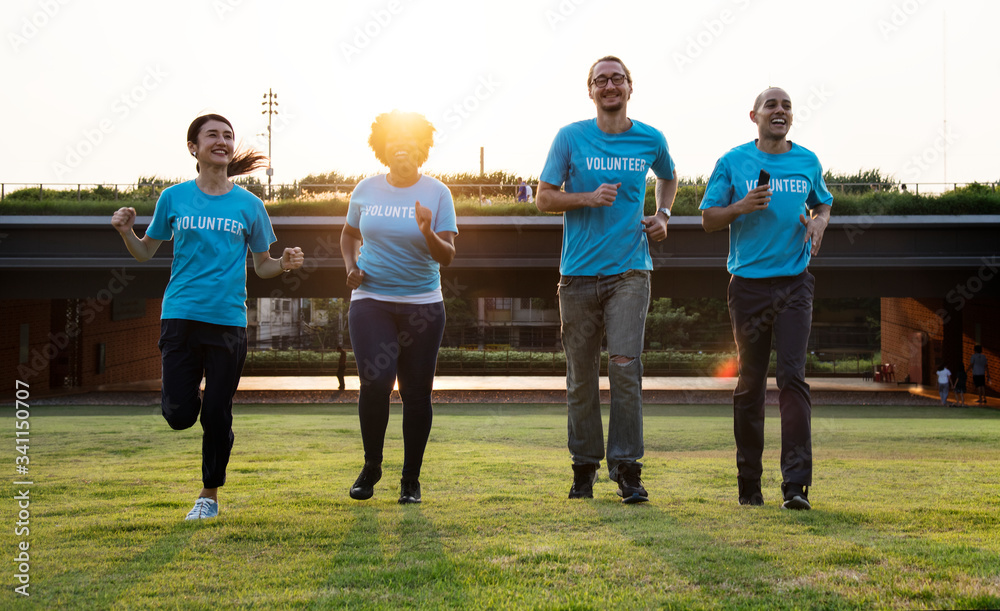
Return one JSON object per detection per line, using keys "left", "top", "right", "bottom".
{"left": 59, "top": 375, "right": 992, "bottom": 407}
{"left": 91, "top": 375, "right": 924, "bottom": 393}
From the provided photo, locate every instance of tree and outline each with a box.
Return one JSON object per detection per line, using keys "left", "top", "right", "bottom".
{"left": 645, "top": 299, "right": 700, "bottom": 349}
{"left": 301, "top": 298, "right": 349, "bottom": 350}
{"left": 443, "top": 297, "right": 477, "bottom": 347}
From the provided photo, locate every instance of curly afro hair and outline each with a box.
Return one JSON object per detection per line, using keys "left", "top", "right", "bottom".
{"left": 368, "top": 110, "right": 436, "bottom": 168}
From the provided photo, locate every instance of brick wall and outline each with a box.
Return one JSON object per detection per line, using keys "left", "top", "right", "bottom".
{"left": 0, "top": 300, "right": 54, "bottom": 395}
{"left": 79, "top": 299, "right": 161, "bottom": 388}
{"left": 1, "top": 299, "right": 162, "bottom": 398}
{"left": 882, "top": 297, "right": 998, "bottom": 396}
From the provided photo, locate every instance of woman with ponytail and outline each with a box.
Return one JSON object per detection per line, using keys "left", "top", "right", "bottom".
{"left": 111, "top": 114, "right": 304, "bottom": 520}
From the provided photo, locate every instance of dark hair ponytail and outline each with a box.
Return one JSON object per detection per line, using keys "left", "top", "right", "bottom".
{"left": 187, "top": 113, "right": 268, "bottom": 177}
{"left": 226, "top": 148, "right": 269, "bottom": 177}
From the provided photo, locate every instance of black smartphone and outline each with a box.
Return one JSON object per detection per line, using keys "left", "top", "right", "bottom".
{"left": 758, "top": 169, "right": 770, "bottom": 188}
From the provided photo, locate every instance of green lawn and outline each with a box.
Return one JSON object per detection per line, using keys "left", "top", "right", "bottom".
{"left": 4, "top": 404, "right": 1000, "bottom": 610}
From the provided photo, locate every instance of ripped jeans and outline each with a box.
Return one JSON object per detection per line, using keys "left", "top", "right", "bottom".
{"left": 557, "top": 270, "right": 650, "bottom": 478}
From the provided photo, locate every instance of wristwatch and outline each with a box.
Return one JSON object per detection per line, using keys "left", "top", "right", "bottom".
{"left": 657, "top": 207, "right": 672, "bottom": 219}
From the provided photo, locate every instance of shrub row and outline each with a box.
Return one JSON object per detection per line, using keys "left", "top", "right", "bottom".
{"left": 6, "top": 179, "right": 999, "bottom": 217}
{"left": 243, "top": 348, "right": 878, "bottom": 376}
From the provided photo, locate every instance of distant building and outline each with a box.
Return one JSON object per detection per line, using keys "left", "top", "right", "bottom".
{"left": 250, "top": 297, "right": 308, "bottom": 349}
{"left": 474, "top": 297, "right": 561, "bottom": 349}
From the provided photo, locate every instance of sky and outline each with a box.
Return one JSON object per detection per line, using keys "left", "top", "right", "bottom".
{"left": 4, "top": 0, "right": 999, "bottom": 192}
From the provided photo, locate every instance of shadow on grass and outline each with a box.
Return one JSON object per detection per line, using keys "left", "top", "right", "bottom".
{"left": 63, "top": 523, "right": 201, "bottom": 608}
{"left": 317, "top": 504, "right": 468, "bottom": 607}
{"left": 595, "top": 502, "right": 857, "bottom": 610}
{"left": 799, "top": 507, "right": 1000, "bottom": 607}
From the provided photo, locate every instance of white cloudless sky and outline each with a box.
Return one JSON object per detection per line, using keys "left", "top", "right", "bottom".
{"left": 4, "top": 0, "right": 998, "bottom": 191}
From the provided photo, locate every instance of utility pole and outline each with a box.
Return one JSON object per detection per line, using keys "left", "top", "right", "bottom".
{"left": 261, "top": 89, "right": 278, "bottom": 199}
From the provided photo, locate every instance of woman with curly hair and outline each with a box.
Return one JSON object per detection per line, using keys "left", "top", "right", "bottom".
{"left": 341, "top": 110, "right": 458, "bottom": 504}
{"left": 111, "top": 114, "right": 304, "bottom": 520}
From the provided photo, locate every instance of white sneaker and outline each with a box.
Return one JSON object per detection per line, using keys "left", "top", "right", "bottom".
{"left": 184, "top": 497, "right": 219, "bottom": 520}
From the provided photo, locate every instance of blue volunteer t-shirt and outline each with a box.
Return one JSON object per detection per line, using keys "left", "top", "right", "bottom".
{"left": 347, "top": 174, "right": 459, "bottom": 296}
{"left": 146, "top": 181, "right": 276, "bottom": 326}
{"left": 539, "top": 118, "right": 675, "bottom": 276}
{"left": 699, "top": 141, "right": 833, "bottom": 279}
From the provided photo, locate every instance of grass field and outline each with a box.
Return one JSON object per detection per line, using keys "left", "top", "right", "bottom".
{"left": 4, "top": 403, "right": 1000, "bottom": 610}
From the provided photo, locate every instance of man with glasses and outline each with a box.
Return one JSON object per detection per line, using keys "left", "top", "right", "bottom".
{"left": 536, "top": 55, "right": 678, "bottom": 503}
{"left": 700, "top": 87, "right": 833, "bottom": 510}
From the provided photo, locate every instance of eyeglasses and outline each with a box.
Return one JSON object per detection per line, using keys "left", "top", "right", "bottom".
{"left": 590, "top": 74, "right": 627, "bottom": 88}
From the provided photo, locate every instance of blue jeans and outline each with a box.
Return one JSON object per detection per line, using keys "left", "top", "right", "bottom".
{"left": 557, "top": 270, "right": 650, "bottom": 478}
{"left": 938, "top": 383, "right": 950, "bottom": 405}
{"left": 348, "top": 299, "right": 446, "bottom": 480}
{"left": 728, "top": 271, "right": 814, "bottom": 486}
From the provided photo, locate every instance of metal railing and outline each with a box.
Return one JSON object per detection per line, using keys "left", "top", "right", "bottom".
{"left": 3, "top": 181, "right": 997, "bottom": 202}
{"left": 241, "top": 347, "right": 880, "bottom": 377}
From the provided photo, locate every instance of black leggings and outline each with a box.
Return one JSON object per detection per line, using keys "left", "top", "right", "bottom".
{"left": 158, "top": 319, "right": 247, "bottom": 488}
{"left": 348, "top": 299, "right": 446, "bottom": 480}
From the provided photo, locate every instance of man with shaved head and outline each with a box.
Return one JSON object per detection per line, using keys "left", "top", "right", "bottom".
{"left": 700, "top": 87, "right": 833, "bottom": 510}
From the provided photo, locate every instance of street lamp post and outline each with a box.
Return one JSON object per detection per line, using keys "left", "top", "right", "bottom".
{"left": 261, "top": 89, "right": 278, "bottom": 200}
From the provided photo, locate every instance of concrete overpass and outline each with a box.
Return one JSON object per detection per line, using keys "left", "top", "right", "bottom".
{"left": 1, "top": 215, "right": 998, "bottom": 299}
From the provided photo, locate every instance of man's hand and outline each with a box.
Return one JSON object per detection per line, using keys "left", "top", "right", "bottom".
{"left": 735, "top": 185, "right": 770, "bottom": 215}
{"left": 111, "top": 207, "right": 137, "bottom": 234}
{"left": 800, "top": 206, "right": 831, "bottom": 256}
{"left": 588, "top": 182, "right": 621, "bottom": 207}
{"left": 641, "top": 214, "right": 668, "bottom": 242}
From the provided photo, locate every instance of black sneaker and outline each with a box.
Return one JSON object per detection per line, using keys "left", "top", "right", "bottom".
{"left": 614, "top": 463, "right": 648, "bottom": 504}
{"left": 738, "top": 476, "right": 764, "bottom": 506}
{"left": 568, "top": 463, "right": 598, "bottom": 499}
{"left": 349, "top": 463, "right": 382, "bottom": 500}
{"left": 398, "top": 478, "right": 421, "bottom": 504}
{"left": 781, "top": 482, "right": 811, "bottom": 510}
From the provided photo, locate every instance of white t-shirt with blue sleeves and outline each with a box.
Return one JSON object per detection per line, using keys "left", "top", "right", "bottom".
{"left": 539, "top": 118, "right": 675, "bottom": 276}
{"left": 347, "top": 174, "right": 458, "bottom": 300}
{"left": 700, "top": 141, "right": 833, "bottom": 279}
{"left": 146, "top": 181, "right": 276, "bottom": 327}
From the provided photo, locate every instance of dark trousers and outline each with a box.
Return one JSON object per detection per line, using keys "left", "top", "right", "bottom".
{"left": 348, "top": 299, "right": 446, "bottom": 480}
{"left": 158, "top": 319, "right": 247, "bottom": 489}
{"left": 728, "top": 271, "right": 814, "bottom": 486}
